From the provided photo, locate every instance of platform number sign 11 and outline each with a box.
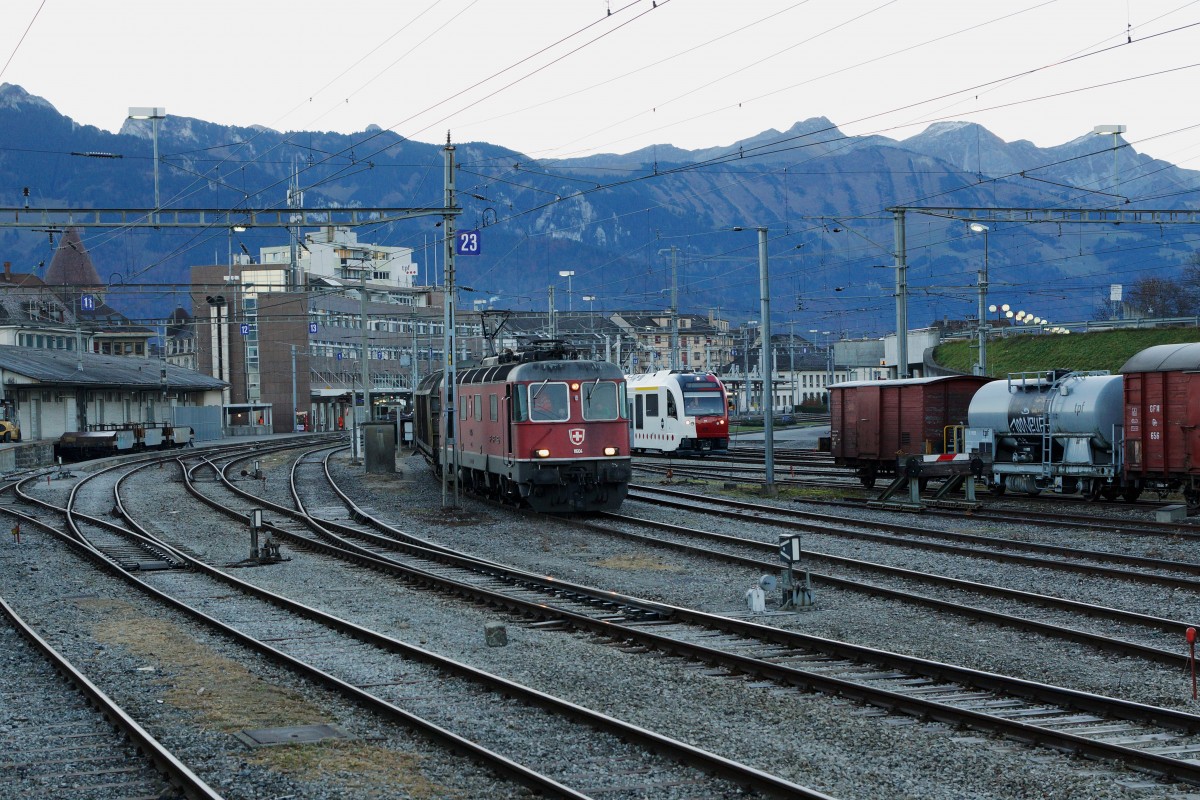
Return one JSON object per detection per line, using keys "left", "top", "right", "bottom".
{"left": 456, "top": 230, "right": 481, "bottom": 256}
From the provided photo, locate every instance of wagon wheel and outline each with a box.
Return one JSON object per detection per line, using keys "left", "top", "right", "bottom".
{"left": 1083, "top": 480, "right": 1104, "bottom": 502}
{"left": 1186, "top": 490, "right": 1200, "bottom": 514}
{"left": 1120, "top": 485, "right": 1142, "bottom": 503}
{"left": 990, "top": 477, "right": 1006, "bottom": 496}
{"left": 1101, "top": 487, "right": 1121, "bottom": 501}
{"left": 857, "top": 467, "right": 877, "bottom": 490}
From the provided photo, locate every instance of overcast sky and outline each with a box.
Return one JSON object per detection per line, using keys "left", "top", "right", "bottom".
{"left": 3, "top": 0, "right": 1199, "bottom": 163}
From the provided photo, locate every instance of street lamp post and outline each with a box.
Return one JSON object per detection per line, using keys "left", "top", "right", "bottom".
{"left": 1093, "top": 124, "right": 1126, "bottom": 192}
{"left": 582, "top": 295, "right": 596, "bottom": 353}
{"left": 968, "top": 222, "right": 989, "bottom": 376}
{"left": 559, "top": 270, "right": 575, "bottom": 311}
{"left": 128, "top": 107, "right": 165, "bottom": 220}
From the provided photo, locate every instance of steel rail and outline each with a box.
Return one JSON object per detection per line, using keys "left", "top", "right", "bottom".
{"left": 0, "top": 594, "right": 225, "bottom": 800}
{"left": 630, "top": 486, "right": 1200, "bottom": 590}
{"left": 282, "top": 450, "right": 1200, "bottom": 785}
{"left": 590, "top": 510, "right": 1191, "bottom": 665}
{"left": 153, "top": 455, "right": 830, "bottom": 799}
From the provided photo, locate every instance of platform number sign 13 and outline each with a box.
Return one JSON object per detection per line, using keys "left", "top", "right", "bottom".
{"left": 456, "top": 230, "right": 481, "bottom": 256}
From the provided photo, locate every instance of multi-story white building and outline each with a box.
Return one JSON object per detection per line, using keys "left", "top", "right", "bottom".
{"left": 259, "top": 226, "right": 419, "bottom": 289}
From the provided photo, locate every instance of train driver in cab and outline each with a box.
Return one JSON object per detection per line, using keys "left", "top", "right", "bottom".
{"left": 531, "top": 385, "right": 568, "bottom": 421}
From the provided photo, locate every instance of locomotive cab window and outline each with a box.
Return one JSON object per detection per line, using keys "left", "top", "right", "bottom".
{"left": 583, "top": 381, "right": 620, "bottom": 421}
{"left": 513, "top": 389, "right": 528, "bottom": 422}
{"left": 666, "top": 392, "right": 678, "bottom": 419}
{"left": 529, "top": 383, "right": 569, "bottom": 422}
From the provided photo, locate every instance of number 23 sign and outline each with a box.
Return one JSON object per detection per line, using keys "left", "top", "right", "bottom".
{"left": 456, "top": 230, "right": 481, "bottom": 255}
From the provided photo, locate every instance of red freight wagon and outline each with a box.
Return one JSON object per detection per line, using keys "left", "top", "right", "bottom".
{"left": 1120, "top": 341, "right": 1200, "bottom": 508}
{"left": 830, "top": 375, "right": 992, "bottom": 488}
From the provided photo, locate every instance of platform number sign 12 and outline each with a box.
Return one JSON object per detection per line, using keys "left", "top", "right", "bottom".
{"left": 456, "top": 230, "right": 481, "bottom": 256}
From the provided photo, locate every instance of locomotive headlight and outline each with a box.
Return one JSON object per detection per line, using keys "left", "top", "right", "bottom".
{"left": 604, "top": 446, "right": 619, "bottom": 456}
{"left": 534, "top": 448, "right": 551, "bottom": 458}
{"left": 570, "top": 382, "right": 581, "bottom": 390}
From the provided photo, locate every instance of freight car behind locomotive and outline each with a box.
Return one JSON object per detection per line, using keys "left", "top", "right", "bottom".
{"left": 413, "top": 341, "right": 632, "bottom": 512}
{"left": 829, "top": 375, "right": 990, "bottom": 488}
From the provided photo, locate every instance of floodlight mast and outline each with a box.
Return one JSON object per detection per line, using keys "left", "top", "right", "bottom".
{"left": 968, "top": 222, "right": 989, "bottom": 376}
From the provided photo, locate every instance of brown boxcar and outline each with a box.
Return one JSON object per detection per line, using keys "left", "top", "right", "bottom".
{"left": 1120, "top": 341, "right": 1200, "bottom": 507}
{"left": 830, "top": 376, "right": 992, "bottom": 488}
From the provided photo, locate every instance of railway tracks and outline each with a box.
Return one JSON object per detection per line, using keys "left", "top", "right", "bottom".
{"left": 217, "top": 446, "right": 1200, "bottom": 787}
{"left": 0, "top": 595, "right": 219, "bottom": 800}
{"left": 8, "top": 438, "right": 1200, "bottom": 795}
{"left": 165, "top": 446, "right": 828, "bottom": 797}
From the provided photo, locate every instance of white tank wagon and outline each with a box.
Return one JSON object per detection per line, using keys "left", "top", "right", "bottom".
{"left": 965, "top": 370, "right": 1128, "bottom": 499}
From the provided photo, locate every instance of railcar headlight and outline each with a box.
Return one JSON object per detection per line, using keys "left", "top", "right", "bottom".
{"left": 604, "top": 446, "right": 619, "bottom": 456}
{"left": 534, "top": 448, "right": 551, "bottom": 458}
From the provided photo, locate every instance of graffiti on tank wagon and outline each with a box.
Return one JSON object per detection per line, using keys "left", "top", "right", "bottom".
{"left": 1010, "top": 415, "right": 1048, "bottom": 434}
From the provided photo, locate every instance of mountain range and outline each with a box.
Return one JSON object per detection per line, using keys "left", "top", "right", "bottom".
{"left": 1, "top": 82, "right": 1196, "bottom": 336}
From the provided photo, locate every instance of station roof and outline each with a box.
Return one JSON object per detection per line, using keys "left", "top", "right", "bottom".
{"left": 0, "top": 344, "right": 227, "bottom": 391}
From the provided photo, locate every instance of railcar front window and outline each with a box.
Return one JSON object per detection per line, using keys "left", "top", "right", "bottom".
{"left": 583, "top": 381, "right": 619, "bottom": 420}
{"left": 683, "top": 393, "right": 726, "bottom": 415}
{"left": 529, "top": 383, "right": 569, "bottom": 421}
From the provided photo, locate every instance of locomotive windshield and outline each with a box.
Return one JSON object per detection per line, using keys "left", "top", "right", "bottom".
{"left": 683, "top": 393, "right": 726, "bottom": 416}
{"left": 529, "top": 382, "right": 570, "bottom": 421}
{"left": 583, "top": 380, "right": 622, "bottom": 421}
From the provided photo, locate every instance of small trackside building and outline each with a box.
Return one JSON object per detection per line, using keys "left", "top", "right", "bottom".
{"left": 0, "top": 344, "right": 227, "bottom": 443}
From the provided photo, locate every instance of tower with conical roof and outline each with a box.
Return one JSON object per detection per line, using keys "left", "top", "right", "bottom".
{"left": 44, "top": 228, "right": 103, "bottom": 291}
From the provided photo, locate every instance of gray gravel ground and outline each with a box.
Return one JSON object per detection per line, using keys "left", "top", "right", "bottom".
{"left": 314, "top": 448, "right": 1200, "bottom": 799}
{"left": 7, "top": 441, "right": 1200, "bottom": 798}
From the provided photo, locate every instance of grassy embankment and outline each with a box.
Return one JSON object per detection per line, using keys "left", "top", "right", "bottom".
{"left": 932, "top": 327, "right": 1200, "bottom": 375}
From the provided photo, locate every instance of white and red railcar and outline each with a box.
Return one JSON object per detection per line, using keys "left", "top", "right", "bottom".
{"left": 414, "top": 341, "right": 631, "bottom": 512}
{"left": 625, "top": 370, "right": 730, "bottom": 455}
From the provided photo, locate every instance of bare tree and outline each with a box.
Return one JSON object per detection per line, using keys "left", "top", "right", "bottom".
{"left": 1127, "top": 269, "right": 1200, "bottom": 318}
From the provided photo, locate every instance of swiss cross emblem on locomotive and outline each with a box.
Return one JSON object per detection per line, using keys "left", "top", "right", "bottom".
{"left": 569, "top": 428, "right": 586, "bottom": 446}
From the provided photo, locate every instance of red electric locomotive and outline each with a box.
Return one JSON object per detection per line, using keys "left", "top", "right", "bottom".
{"left": 413, "top": 341, "right": 632, "bottom": 512}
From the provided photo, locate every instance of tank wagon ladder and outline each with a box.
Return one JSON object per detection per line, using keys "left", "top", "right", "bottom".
{"left": 1013, "top": 369, "right": 1119, "bottom": 497}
